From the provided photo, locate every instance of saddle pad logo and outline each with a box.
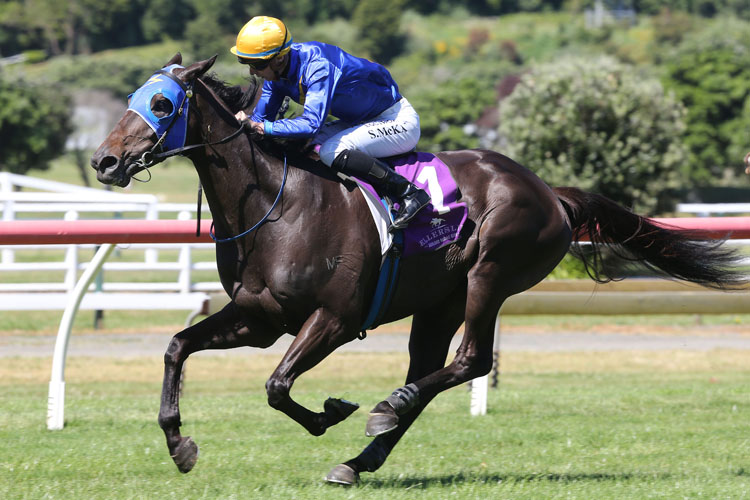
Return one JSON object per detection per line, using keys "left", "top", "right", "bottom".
{"left": 380, "top": 153, "right": 468, "bottom": 257}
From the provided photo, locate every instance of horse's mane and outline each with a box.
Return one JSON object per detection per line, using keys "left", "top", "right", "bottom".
{"left": 199, "top": 72, "right": 257, "bottom": 114}
{"left": 199, "top": 73, "right": 314, "bottom": 166}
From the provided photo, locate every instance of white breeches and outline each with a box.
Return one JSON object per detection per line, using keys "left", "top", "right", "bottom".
{"left": 315, "top": 97, "right": 421, "bottom": 166}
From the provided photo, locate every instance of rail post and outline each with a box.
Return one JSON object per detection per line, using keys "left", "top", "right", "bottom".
{"left": 47, "top": 243, "right": 116, "bottom": 430}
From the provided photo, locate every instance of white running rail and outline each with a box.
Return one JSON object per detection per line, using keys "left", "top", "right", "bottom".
{"left": 0, "top": 173, "right": 219, "bottom": 309}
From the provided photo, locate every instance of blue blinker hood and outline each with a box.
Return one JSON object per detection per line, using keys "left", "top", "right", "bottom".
{"left": 127, "top": 64, "right": 190, "bottom": 152}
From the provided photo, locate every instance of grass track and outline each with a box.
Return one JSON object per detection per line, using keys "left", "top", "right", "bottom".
{"left": 2, "top": 351, "right": 750, "bottom": 499}
{"left": 3, "top": 311, "right": 750, "bottom": 336}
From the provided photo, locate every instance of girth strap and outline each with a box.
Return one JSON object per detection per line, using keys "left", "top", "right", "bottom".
{"left": 360, "top": 229, "right": 404, "bottom": 334}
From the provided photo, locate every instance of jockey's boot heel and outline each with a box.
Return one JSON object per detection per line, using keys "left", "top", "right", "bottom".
{"left": 332, "top": 149, "right": 430, "bottom": 230}
{"left": 389, "top": 183, "right": 431, "bottom": 230}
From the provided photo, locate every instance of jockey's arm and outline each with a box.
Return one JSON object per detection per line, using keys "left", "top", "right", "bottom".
{"left": 250, "top": 81, "right": 285, "bottom": 123}
{"left": 252, "top": 64, "right": 335, "bottom": 139}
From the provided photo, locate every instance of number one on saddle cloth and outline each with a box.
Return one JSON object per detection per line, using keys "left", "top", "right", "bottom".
{"left": 417, "top": 166, "right": 450, "bottom": 215}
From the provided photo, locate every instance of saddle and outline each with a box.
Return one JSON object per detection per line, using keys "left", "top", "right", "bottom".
{"left": 355, "top": 152, "right": 468, "bottom": 258}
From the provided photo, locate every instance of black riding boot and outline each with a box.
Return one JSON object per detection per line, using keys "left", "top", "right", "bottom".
{"left": 332, "top": 149, "right": 431, "bottom": 230}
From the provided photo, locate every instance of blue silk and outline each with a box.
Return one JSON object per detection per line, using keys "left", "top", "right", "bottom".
{"left": 127, "top": 64, "right": 189, "bottom": 151}
{"left": 251, "top": 42, "right": 402, "bottom": 138}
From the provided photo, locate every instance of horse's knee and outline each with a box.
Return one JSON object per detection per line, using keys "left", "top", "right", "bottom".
{"left": 265, "top": 377, "right": 291, "bottom": 409}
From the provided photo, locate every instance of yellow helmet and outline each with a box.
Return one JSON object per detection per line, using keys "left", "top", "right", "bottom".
{"left": 230, "top": 16, "right": 293, "bottom": 60}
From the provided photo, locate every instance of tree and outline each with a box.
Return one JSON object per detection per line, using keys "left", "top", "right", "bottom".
{"left": 0, "top": 1, "right": 30, "bottom": 55}
{"left": 24, "top": 0, "right": 144, "bottom": 55}
{"left": 184, "top": 0, "right": 246, "bottom": 59}
{"left": 243, "top": 0, "right": 358, "bottom": 24}
{"left": 352, "top": 0, "right": 406, "bottom": 64}
{"left": 2, "top": 0, "right": 146, "bottom": 56}
{"left": 498, "top": 56, "right": 688, "bottom": 213}
{"left": 631, "top": 0, "right": 750, "bottom": 19}
{"left": 185, "top": 15, "right": 227, "bottom": 60}
{"left": 142, "top": 0, "right": 194, "bottom": 43}
{"left": 0, "top": 72, "right": 73, "bottom": 174}
{"left": 660, "top": 22, "right": 750, "bottom": 184}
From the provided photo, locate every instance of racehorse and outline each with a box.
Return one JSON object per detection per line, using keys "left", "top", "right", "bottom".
{"left": 91, "top": 54, "right": 747, "bottom": 485}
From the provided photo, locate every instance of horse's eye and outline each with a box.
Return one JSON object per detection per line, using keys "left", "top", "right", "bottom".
{"left": 150, "top": 94, "right": 174, "bottom": 118}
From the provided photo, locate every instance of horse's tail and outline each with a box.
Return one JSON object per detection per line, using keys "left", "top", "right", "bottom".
{"left": 553, "top": 186, "right": 748, "bottom": 290}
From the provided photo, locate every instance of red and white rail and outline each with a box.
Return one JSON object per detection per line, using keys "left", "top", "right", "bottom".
{"left": 2, "top": 217, "right": 749, "bottom": 244}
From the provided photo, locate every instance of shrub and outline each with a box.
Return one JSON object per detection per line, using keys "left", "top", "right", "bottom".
{"left": 498, "top": 56, "right": 688, "bottom": 213}
{"left": 0, "top": 73, "right": 73, "bottom": 174}
{"left": 22, "top": 50, "right": 47, "bottom": 64}
{"left": 411, "top": 77, "right": 499, "bottom": 151}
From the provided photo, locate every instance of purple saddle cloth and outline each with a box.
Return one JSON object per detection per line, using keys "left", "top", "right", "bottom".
{"left": 358, "top": 152, "right": 468, "bottom": 258}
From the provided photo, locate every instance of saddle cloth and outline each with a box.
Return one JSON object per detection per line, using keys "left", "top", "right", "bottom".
{"left": 355, "top": 152, "right": 468, "bottom": 258}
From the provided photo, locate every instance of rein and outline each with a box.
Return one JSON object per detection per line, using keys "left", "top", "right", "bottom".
{"left": 134, "top": 121, "right": 247, "bottom": 170}
{"left": 209, "top": 153, "right": 288, "bottom": 243}
{"left": 128, "top": 72, "right": 288, "bottom": 243}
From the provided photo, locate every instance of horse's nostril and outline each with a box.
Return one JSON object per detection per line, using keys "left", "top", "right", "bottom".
{"left": 96, "top": 155, "right": 118, "bottom": 171}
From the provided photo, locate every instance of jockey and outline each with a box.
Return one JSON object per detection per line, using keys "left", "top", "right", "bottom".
{"left": 231, "top": 16, "right": 430, "bottom": 230}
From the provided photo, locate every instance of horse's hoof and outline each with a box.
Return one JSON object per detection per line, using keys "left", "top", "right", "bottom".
{"left": 171, "top": 436, "right": 199, "bottom": 473}
{"left": 324, "top": 397, "right": 359, "bottom": 423}
{"left": 365, "top": 411, "right": 399, "bottom": 437}
{"left": 325, "top": 464, "right": 359, "bottom": 485}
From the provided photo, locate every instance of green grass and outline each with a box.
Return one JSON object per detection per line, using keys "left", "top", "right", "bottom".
{"left": 500, "top": 313, "right": 750, "bottom": 330}
{"left": 2, "top": 352, "right": 750, "bottom": 499}
{"left": 2, "top": 308, "right": 749, "bottom": 336}
{"left": 0, "top": 310, "right": 193, "bottom": 335}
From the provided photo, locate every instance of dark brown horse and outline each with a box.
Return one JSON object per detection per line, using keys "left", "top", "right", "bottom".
{"left": 91, "top": 54, "right": 746, "bottom": 485}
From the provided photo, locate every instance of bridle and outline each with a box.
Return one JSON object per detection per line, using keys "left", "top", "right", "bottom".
{"left": 129, "top": 70, "right": 247, "bottom": 174}
{"left": 125, "top": 68, "right": 287, "bottom": 243}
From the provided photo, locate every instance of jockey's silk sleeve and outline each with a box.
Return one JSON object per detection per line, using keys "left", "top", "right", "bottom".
{"left": 251, "top": 42, "right": 402, "bottom": 139}
{"left": 264, "top": 60, "right": 338, "bottom": 138}
{"left": 252, "top": 84, "right": 285, "bottom": 125}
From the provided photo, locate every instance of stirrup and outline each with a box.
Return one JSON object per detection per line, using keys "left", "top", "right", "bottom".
{"left": 390, "top": 189, "right": 430, "bottom": 231}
